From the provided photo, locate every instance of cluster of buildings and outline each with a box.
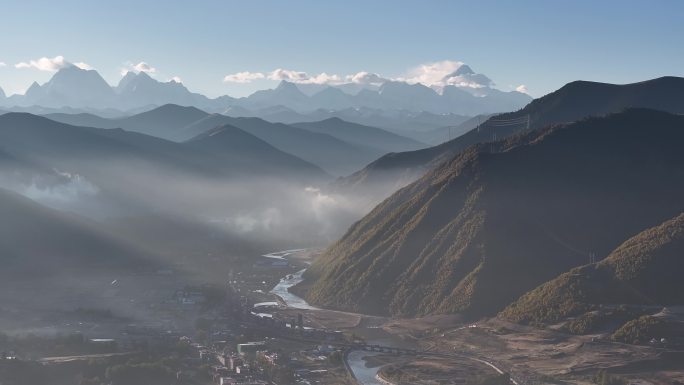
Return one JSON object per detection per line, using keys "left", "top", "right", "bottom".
{"left": 301, "top": 345, "right": 338, "bottom": 362}
{"left": 246, "top": 311, "right": 344, "bottom": 342}
{"left": 0, "top": 351, "right": 17, "bottom": 360}
{"left": 188, "top": 338, "right": 276, "bottom": 385}
{"left": 185, "top": 329, "right": 346, "bottom": 385}
{"left": 649, "top": 337, "right": 670, "bottom": 346}
{"left": 173, "top": 288, "right": 208, "bottom": 306}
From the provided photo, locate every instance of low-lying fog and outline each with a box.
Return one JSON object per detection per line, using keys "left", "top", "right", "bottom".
{"left": 0, "top": 159, "right": 383, "bottom": 332}
{"left": 0, "top": 161, "right": 368, "bottom": 245}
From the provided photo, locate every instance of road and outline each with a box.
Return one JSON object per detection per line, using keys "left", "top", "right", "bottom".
{"left": 247, "top": 324, "right": 520, "bottom": 385}
{"left": 38, "top": 351, "right": 138, "bottom": 363}
{"left": 262, "top": 249, "right": 520, "bottom": 385}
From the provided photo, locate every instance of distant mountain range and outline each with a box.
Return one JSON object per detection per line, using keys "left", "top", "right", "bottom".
{"left": 335, "top": 76, "right": 684, "bottom": 203}
{"left": 230, "top": 78, "right": 531, "bottom": 115}
{"left": 114, "top": 71, "right": 235, "bottom": 110}
{"left": 296, "top": 109, "right": 684, "bottom": 318}
{"left": 38, "top": 104, "right": 472, "bottom": 143}
{"left": 3, "top": 63, "right": 684, "bottom": 336}
{"left": 232, "top": 106, "right": 473, "bottom": 142}
{"left": 42, "top": 104, "right": 427, "bottom": 176}
{"left": 1, "top": 66, "right": 233, "bottom": 112}
{"left": 0, "top": 64, "right": 530, "bottom": 116}
{"left": 291, "top": 118, "right": 423, "bottom": 153}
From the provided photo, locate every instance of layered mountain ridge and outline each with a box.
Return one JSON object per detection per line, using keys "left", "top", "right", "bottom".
{"left": 500, "top": 212, "right": 684, "bottom": 325}
{"left": 0, "top": 112, "right": 329, "bottom": 188}
{"left": 297, "top": 109, "right": 684, "bottom": 318}
{"left": 41, "top": 104, "right": 426, "bottom": 176}
{"left": 334, "top": 76, "right": 684, "bottom": 202}
{"left": 0, "top": 65, "right": 530, "bottom": 116}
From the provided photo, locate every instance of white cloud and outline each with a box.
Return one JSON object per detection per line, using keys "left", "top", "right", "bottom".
{"left": 73, "top": 62, "right": 94, "bottom": 70}
{"left": 23, "top": 169, "right": 99, "bottom": 205}
{"left": 399, "top": 60, "right": 464, "bottom": 85}
{"left": 266, "top": 69, "right": 344, "bottom": 85}
{"left": 0, "top": 62, "right": 6, "bottom": 67}
{"left": 221, "top": 60, "right": 510, "bottom": 91}
{"left": 305, "top": 186, "right": 337, "bottom": 209}
{"left": 346, "top": 71, "right": 387, "bottom": 85}
{"left": 133, "top": 61, "right": 156, "bottom": 73}
{"left": 15, "top": 55, "right": 72, "bottom": 72}
{"left": 223, "top": 64, "right": 493, "bottom": 88}
{"left": 170, "top": 76, "right": 183, "bottom": 83}
{"left": 223, "top": 71, "right": 265, "bottom": 83}
{"left": 224, "top": 69, "right": 347, "bottom": 85}
{"left": 267, "top": 68, "right": 310, "bottom": 83}
{"left": 307, "top": 72, "right": 343, "bottom": 84}
{"left": 120, "top": 61, "right": 157, "bottom": 76}
{"left": 399, "top": 60, "right": 493, "bottom": 89}
{"left": 515, "top": 84, "right": 529, "bottom": 94}
{"left": 444, "top": 72, "right": 493, "bottom": 88}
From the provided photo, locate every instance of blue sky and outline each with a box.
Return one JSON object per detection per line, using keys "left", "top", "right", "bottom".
{"left": 0, "top": 0, "right": 682, "bottom": 97}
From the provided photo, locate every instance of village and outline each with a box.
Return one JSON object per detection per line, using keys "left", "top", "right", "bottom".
{"left": 0, "top": 249, "right": 362, "bottom": 385}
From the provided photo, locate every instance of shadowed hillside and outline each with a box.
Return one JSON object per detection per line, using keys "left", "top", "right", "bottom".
{"left": 335, "top": 76, "right": 684, "bottom": 202}
{"left": 0, "top": 112, "right": 328, "bottom": 185}
{"left": 182, "top": 114, "right": 381, "bottom": 176}
{"left": 0, "top": 187, "right": 153, "bottom": 275}
{"left": 292, "top": 117, "right": 426, "bottom": 153}
{"left": 297, "top": 109, "right": 684, "bottom": 318}
{"left": 500, "top": 212, "right": 684, "bottom": 325}
{"left": 45, "top": 105, "right": 384, "bottom": 176}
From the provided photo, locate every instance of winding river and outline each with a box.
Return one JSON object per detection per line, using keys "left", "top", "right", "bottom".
{"left": 268, "top": 257, "right": 393, "bottom": 385}
{"left": 269, "top": 269, "right": 319, "bottom": 310}
{"left": 265, "top": 249, "right": 516, "bottom": 385}
{"left": 346, "top": 351, "right": 386, "bottom": 385}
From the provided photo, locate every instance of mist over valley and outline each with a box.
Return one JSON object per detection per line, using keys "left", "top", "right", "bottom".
{"left": 2, "top": 3, "right": 684, "bottom": 384}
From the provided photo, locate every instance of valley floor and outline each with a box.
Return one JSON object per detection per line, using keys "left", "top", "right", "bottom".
{"left": 391, "top": 317, "right": 684, "bottom": 385}
{"left": 4, "top": 246, "right": 683, "bottom": 385}
{"left": 284, "top": 305, "right": 684, "bottom": 385}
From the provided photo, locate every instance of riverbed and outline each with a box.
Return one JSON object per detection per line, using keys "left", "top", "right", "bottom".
{"left": 346, "top": 351, "right": 390, "bottom": 385}
{"left": 266, "top": 250, "right": 398, "bottom": 385}
{"left": 269, "top": 269, "right": 319, "bottom": 310}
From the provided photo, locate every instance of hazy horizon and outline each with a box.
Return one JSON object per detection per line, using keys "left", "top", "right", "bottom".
{"left": 2, "top": 2, "right": 684, "bottom": 385}
{"left": 1, "top": 0, "right": 683, "bottom": 98}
